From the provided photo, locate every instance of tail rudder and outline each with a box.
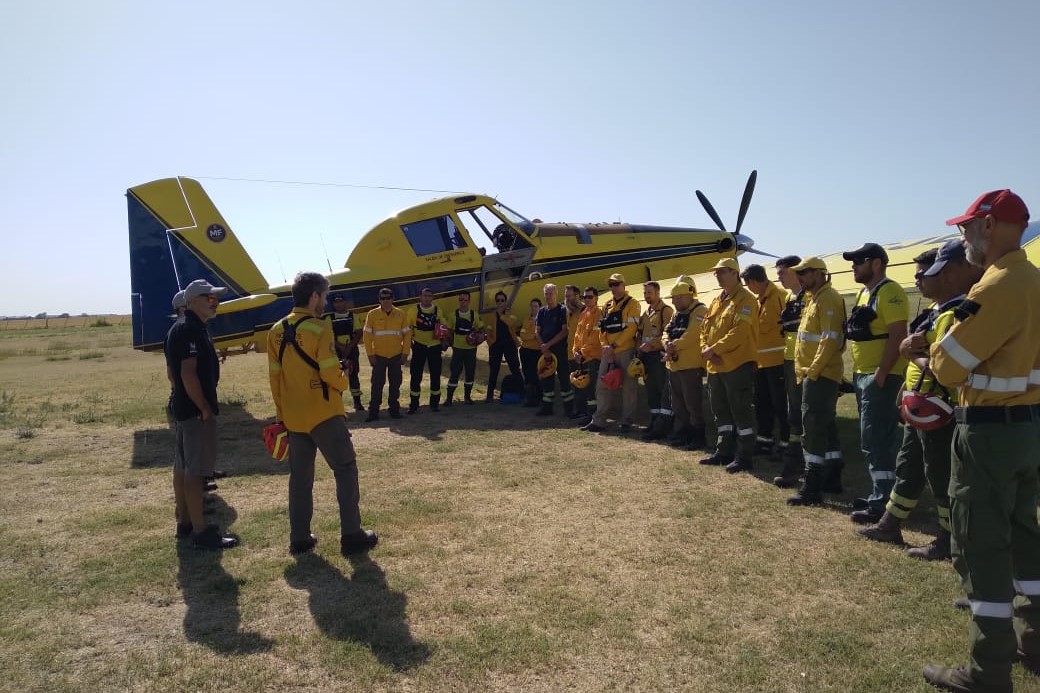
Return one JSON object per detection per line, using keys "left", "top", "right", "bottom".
{"left": 127, "top": 176, "right": 268, "bottom": 349}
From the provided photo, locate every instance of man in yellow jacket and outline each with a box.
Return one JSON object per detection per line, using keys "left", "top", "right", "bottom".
{"left": 571, "top": 285, "right": 603, "bottom": 424}
{"left": 923, "top": 190, "right": 1040, "bottom": 692}
{"left": 638, "top": 281, "right": 676, "bottom": 441}
{"left": 785, "top": 257, "right": 846, "bottom": 506}
{"left": 581, "top": 273, "right": 641, "bottom": 433}
{"left": 362, "top": 287, "right": 411, "bottom": 421}
{"left": 267, "top": 272, "right": 377, "bottom": 558}
{"left": 663, "top": 281, "right": 708, "bottom": 449}
{"left": 699, "top": 258, "right": 759, "bottom": 471}
{"left": 741, "top": 264, "right": 789, "bottom": 461}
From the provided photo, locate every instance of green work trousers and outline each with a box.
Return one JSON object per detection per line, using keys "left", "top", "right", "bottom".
{"left": 643, "top": 351, "right": 668, "bottom": 416}
{"left": 949, "top": 420, "right": 1040, "bottom": 687}
{"left": 887, "top": 420, "right": 953, "bottom": 530}
{"left": 706, "top": 361, "right": 756, "bottom": 461}
{"left": 800, "top": 376, "right": 840, "bottom": 470}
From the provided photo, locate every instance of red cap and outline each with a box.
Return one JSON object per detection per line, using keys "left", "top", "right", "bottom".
{"left": 946, "top": 189, "right": 1030, "bottom": 228}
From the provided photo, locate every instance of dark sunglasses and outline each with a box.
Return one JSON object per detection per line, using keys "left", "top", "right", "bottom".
{"left": 495, "top": 298, "right": 506, "bottom": 303}
{"left": 607, "top": 282, "right": 621, "bottom": 288}
{"left": 851, "top": 257, "right": 873, "bottom": 266}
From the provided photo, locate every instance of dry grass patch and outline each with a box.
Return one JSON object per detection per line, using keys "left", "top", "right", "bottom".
{"left": 1, "top": 321, "right": 1033, "bottom": 692}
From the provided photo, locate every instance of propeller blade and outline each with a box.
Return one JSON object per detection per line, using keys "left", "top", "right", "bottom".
{"left": 734, "top": 170, "right": 757, "bottom": 236}
{"left": 738, "top": 246, "right": 780, "bottom": 259}
{"left": 695, "top": 190, "right": 727, "bottom": 232}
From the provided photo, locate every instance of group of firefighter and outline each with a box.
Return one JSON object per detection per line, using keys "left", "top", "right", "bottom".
{"left": 332, "top": 190, "right": 1040, "bottom": 692}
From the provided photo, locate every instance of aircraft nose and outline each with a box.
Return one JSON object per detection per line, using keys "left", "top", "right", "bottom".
{"left": 735, "top": 233, "right": 755, "bottom": 250}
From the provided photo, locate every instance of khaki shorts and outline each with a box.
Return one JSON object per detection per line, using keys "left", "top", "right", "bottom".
{"left": 174, "top": 416, "right": 218, "bottom": 477}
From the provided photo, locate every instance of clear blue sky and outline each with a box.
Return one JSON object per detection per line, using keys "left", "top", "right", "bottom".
{"left": 2, "top": 0, "right": 1038, "bottom": 315}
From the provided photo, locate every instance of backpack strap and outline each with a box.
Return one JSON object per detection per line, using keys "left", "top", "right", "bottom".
{"left": 277, "top": 316, "right": 330, "bottom": 401}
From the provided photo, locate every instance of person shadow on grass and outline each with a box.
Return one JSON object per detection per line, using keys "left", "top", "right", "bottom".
{"left": 176, "top": 497, "right": 273, "bottom": 654}
{"left": 284, "top": 553, "right": 430, "bottom": 671}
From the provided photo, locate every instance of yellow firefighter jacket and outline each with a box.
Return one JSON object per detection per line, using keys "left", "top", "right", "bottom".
{"left": 598, "top": 292, "right": 641, "bottom": 352}
{"left": 664, "top": 301, "right": 708, "bottom": 372}
{"left": 794, "top": 281, "right": 846, "bottom": 384}
{"left": 756, "top": 282, "right": 787, "bottom": 368}
{"left": 363, "top": 306, "right": 411, "bottom": 359}
{"left": 700, "top": 285, "right": 759, "bottom": 374}
{"left": 573, "top": 305, "right": 603, "bottom": 361}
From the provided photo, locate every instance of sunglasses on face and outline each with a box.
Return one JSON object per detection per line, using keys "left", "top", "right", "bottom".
{"left": 608, "top": 282, "right": 620, "bottom": 288}
{"left": 851, "top": 257, "right": 872, "bottom": 266}
{"left": 495, "top": 298, "right": 506, "bottom": 303}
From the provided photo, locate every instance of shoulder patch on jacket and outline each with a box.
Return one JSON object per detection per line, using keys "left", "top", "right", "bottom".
{"left": 954, "top": 300, "right": 981, "bottom": 321}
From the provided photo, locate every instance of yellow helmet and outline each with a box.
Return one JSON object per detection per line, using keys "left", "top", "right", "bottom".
{"left": 569, "top": 369, "right": 590, "bottom": 389}
{"left": 537, "top": 352, "right": 557, "bottom": 378}
{"left": 627, "top": 357, "right": 646, "bottom": 379}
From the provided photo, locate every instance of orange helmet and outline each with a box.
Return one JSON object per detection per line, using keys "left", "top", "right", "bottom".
{"left": 900, "top": 392, "right": 954, "bottom": 431}
{"left": 600, "top": 364, "right": 624, "bottom": 390}
{"left": 262, "top": 422, "right": 289, "bottom": 462}
{"left": 569, "top": 369, "right": 590, "bottom": 389}
{"left": 433, "top": 323, "right": 450, "bottom": 340}
{"left": 537, "top": 352, "right": 557, "bottom": 378}
{"left": 466, "top": 329, "right": 487, "bottom": 346}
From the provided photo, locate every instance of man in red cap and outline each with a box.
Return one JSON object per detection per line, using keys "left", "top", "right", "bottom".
{"left": 923, "top": 190, "right": 1040, "bottom": 692}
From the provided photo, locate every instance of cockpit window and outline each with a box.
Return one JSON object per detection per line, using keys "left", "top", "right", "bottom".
{"left": 400, "top": 215, "right": 468, "bottom": 256}
{"left": 492, "top": 201, "right": 535, "bottom": 235}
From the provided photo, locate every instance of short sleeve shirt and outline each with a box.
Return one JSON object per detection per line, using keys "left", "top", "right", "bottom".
{"left": 535, "top": 304, "right": 568, "bottom": 344}
{"left": 164, "top": 311, "right": 220, "bottom": 421}
{"left": 850, "top": 280, "right": 909, "bottom": 374}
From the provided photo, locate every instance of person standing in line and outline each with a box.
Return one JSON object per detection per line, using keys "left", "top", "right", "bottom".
{"left": 741, "top": 263, "right": 789, "bottom": 461}
{"left": 328, "top": 293, "right": 365, "bottom": 412}
{"left": 485, "top": 290, "right": 522, "bottom": 402}
{"left": 923, "top": 190, "right": 1040, "bottom": 692}
{"left": 842, "top": 242, "right": 909, "bottom": 525}
{"left": 773, "top": 255, "right": 808, "bottom": 488}
{"left": 444, "top": 291, "right": 485, "bottom": 406}
{"left": 638, "top": 281, "right": 675, "bottom": 442}
{"left": 362, "top": 287, "right": 411, "bottom": 421}
{"left": 698, "top": 258, "right": 759, "bottom": 473}
{"left": 518, "top": 298, "right": 543, "bottom": 407}
{"left": 581, "top": 273, "right": 641, "bottom": 433}
{"left": 268, "top": 271, "right": 377, "bottom": 558}
{"left": 571, "top": 285, "right": 603, "bottom": 425}
{"left": 535, "top": 283, "right": 574, "bottom": 417}
{"left": 164, "top": 279, "right": 237, "bottom": 549}
{"left": 663, "top": 281, "right": 708, "bottom": 450}
{"left": 406, "top": 287, "right": 443, "bottom": 413}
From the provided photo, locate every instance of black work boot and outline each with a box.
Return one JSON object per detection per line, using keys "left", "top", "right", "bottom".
{"left": 407, "top": 396, "right": 420, "bottom": 415}
{"left": 640, "top": 415, "right": 659, "bottom": 441}
{"left": 699, "top": 452, "right": 733, "bottom": 466}
{"left": 725, "top": 458, "right": 753, "bottom": 474}
{"left": 353, "top": 396, "right": 364, "bottom": 412}
{"left": 563, "top": 401, "right": 574, "bottom": 418}
{"left": 444, "top": 388, "right": 455, "bottom": 407}
{"left": 485, "top": 389, "right": 495, "bottom": 402}
{"left": 365, "top": 407, "right": 379, "bottom": 422}
{"left": 388, "top": 402, "right": 402, "bottom": 419}
{"left": 922, "top": 664, "right": 1011, "bottom": 692}
{"left": 857, "top": 510, "right": 905, "bottom": 545}
{"left": 821, "top": 460, "right": 844, "bottom": 494}
{"left": 429, "top": 394, "right": 440, "bottom": 412}
{"left": 773, "top": 447, "right": 803, "bottom": 488}
{"left": 667, "top": 425, "right": 691, "bottom": 447}
{"left": 522, "top": 385, "right": 540, "bottom": 407}
{"left": 787, "top": 466, "right": 824, "bottom": 506}
{"left": 464, "top": 385, "right": 475, "bottom": 405}
{"left": 907, "top": 529, "right": 951, "bottom": 561}
{"left": 684, "top": 426, "right": 708, "bottom": 451}
{"left": 647, "top": 415, "right": 672, "bottom": 441}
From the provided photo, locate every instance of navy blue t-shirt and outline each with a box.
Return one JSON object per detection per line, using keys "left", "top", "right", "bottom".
{"left": 535, "top": 303, "right": 567, "bottom": 344}
{"left": 164, "top": 311, "right": 220, "bottom": 421}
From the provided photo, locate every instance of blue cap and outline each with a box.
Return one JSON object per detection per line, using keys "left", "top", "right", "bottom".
{"left": 922, "top": 239, "right": 966, "bottom": 277}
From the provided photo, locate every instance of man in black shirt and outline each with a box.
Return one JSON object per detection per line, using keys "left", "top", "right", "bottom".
{"left": 535, "top": 283, "right": 574, "bottom": 417}
{"left": 164, "top": 279, "right": 237, "bottom": 550}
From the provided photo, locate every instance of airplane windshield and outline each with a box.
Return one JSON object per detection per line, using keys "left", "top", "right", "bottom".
{"left": 492, "top": 202, "right": 534, "bottom": 234}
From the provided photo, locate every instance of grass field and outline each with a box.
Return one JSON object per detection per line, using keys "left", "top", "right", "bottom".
{"left": 1, "top": 321, "right": 1035, "bottom": 693}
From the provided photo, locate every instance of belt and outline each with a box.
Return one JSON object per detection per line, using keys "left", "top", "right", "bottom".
{"left": 954, "top": 404, "right": 1040, "bottom": 424}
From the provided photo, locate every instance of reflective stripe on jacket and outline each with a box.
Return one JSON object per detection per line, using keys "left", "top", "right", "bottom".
{"left": 363, "top": 306, "right": 411, "bottom": 359}
{"left": 794, "top": 282, "right": 845, "bottom": 384}
{"left": 700, "top": 285, "right": 759, "bottom": 373}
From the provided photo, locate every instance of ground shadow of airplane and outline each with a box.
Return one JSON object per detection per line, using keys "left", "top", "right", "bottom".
{"left": 283, "top": 553, "right": 430, "bottom": 672}
{"left": 175, "top": 496, "right": 273, "bottom": 654}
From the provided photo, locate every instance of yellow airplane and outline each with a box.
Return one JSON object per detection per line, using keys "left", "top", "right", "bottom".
{"left": 127, "top": 173, "right": 772, "bottom": 352}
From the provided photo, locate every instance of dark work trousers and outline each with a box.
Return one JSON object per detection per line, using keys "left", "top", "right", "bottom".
{"left": 854, "top": 372, "right": 903, "bottom": 510}
{"left": 949, "top": 419, "right": 1040, "bottom": 688}
{"left": 408, "top": 341, "right": 442, "bottom": 402}
{"left": 520, "top": 347, "right": 541, "bottom": 388}
{"left": 755, "top": 364, "right": 789, "bottom": 448}
{"left": 574, "top": 358, "right": 600, "bottom": 415}
{"left": 784, "top": 359, "right": 803, "bottom": 443}
{"left": 369, "top": 354, "right": 403, "bottom": 411}
{"left": 887, "top": 419, "right": 953, "bottom": 530}
{"left": 448, "top": 347, "right": 477, "bottom": 398}
{"left": 539, "top": 341, "right": 574, "bottom": 409}
{"left": 801, "top": 376, "right": 840, "bottom": 471}
{"left": 706, "top": 361, "right": 756, "bottom": 461}
{"left": 669, "top": 367, "right": 705, "bottom": 429}
{"left": 287, "top": 415, "right": 362, "bottom": 544}
{"left": 487, "top": 339, "right": 521, "bottom": 394}
{"left": 344, "top": 345, "right": 362, "bottom": 401}
{"left": 643, "top": 351, "right": 669, "bottom": 416}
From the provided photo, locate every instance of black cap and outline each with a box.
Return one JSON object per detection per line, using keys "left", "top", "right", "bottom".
{"left": 922, "top": 239, "right": 967, "bottom": 277}
{"left": 842, "top": 242, "right": 889, "bottom": 264}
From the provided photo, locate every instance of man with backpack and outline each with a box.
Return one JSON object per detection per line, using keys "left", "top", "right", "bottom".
{"left": 267, "top": 271, "right": 378, "bottom": 558}
{"left": 406, "top": 287, "right": 444, "bottom": 413}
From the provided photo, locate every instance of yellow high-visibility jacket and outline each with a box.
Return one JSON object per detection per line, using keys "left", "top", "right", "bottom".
{"left": 794, "top": 281, "right": 846, "bottom": 384}
{"left": 407, "top": 303, "right": 442, "bottom": 348}
{"left": 756, "top": 282, "right": 787, "bottom": 368}
{"left": 598, "top": 293, "right": 641, "bottom": 352}
{"left": 519, "top": 316, "right": 540, "bottom": 350}
{"left": 700, "top": 286, "right": 759, "bottom": 374}
{"left": 566, "top": 304, "right": 582, "bottom": 354}
{"left": 267, "top": 308, "right": 349, "bottom": 433}
{"left": 485, "top": 311, "right": 521, "bottom": 347}
{"left": 931, "top": 249, "right": 1040, "bottom": 406}
{"left": 638, "top": 302, "right": 674, "bottom": 353}
{"left": 446, "top": 308, "right": 486, "bottom": 350}
{"left": 363, "top": 306, "right": 411, "bottom": 359}
{"left": 573, "top": 305, "right": 603, "bottom": 361}
{"left": 664, "top": 302, "right": 708, "bottom": 372}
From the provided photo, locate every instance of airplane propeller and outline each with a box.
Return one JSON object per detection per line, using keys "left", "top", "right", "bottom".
{"left": 696, "top": 169, "right": 778, "bottom": 259}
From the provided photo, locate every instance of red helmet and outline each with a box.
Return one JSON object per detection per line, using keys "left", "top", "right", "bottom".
{"left": 433, "top": 323, "right": 449, "bottom": 340}
{"left": 900, "top": 392, "right": 954, "bottom": 431}
{"left": 600, "top": 364, "right": 624, "bottom": 390}
{"left": 263, "top": 421, "right": 289, "bottom": 462}
{"left": 466, "top": 329, "right": 487, "bottom": 346}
